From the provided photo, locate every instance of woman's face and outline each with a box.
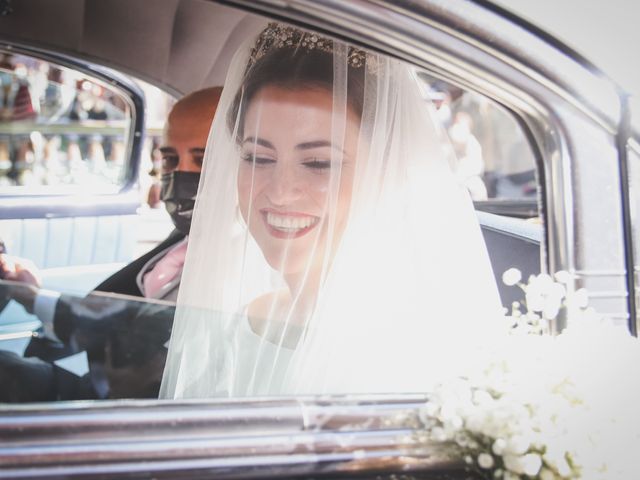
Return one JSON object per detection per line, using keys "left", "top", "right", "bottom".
{"left": 238, "top": 86, "right": 360, "bottom": 279}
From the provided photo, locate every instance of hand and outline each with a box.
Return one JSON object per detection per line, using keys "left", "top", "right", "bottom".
{"left": 0, "top": 254, "right": 41, "bottom": 313}
{"left": 0, "top": 254, "right": 41, "bottom": 287}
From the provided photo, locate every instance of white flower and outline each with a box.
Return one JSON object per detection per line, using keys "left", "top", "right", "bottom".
{"left": 446, "top": 415, "right": 463, "bottom": 430}
{"left": 554, "top": 270, "right": 572, "bottom": 284}
{"left": 416, "top": 271, "right": 640, "bottom": 480}
{"left": 544, "top": 290, "right": 563, "bottom": 316}
{"left": 542, "top": 297, "right": 561, "bottom": 320}
{"left": 502, "top": 268, "right": 522, "bottom": 286}
{"left": 503, "top": 454, "right": 525, "bottom": 474}
{"left": 572, "top": 287, "right": 589, "bottom": 309}
{"left": 550, "top": 282, "right": 566, "bottom": 301}
{"left": 478, "top": 453, "right": 495, "bottom": 469}
{"left": 492, "top": 438, "right": 507, "bottom": 455}
{"left": 539, "top": 468, "right": 555, "bottom": 480}
{"left": 454, "top": 432, "right": 469, "bottom": 447}
{"left": 543, "top": 450, "right": 572, "bottom": 478}
{"left": 530, "top": 273, "right": 554, "bottom": 290}
{"left": 473, "top": 388, "right": 493, "bottom": 406}
{"left": 523, "top": 273, "right": 567, "bottom": 318}
{"left": 521, "top": 453, "right": 542, "bottom": 476}
{"left": 505, "top": 435, "right": 529, "bottom": 455}
{"left": 556, "top": 457, "right": 572, "bottom": 477}
{"left": 525, "top": 290, "right": 545, "bottom": 312}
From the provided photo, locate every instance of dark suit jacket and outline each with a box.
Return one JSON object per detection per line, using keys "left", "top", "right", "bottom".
{"left": 15, "top": 229, "right": 185, "bottom": 401}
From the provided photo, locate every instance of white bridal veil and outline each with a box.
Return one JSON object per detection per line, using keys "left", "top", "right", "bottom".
{"left": 160, "top": 23, "right": 504, "bottom": 398}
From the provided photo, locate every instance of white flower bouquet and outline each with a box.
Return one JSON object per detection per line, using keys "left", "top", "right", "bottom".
{"left": 417, "top": 271, "right": 640, "bottom": 479}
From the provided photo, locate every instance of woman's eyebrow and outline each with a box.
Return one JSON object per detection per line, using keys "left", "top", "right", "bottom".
{"left": 296, "top": 140, "right": 345, "bottom": 154}
{"left": 189, "top": 148, "right": 206, "bottom": 156}
{"left": 295, "top": 140, "right": 331, "bottom": 150}
{"left": 159, "top": 147, "right": 177, "bottom": 155}
{"left": 242, "top": 137, "right": 274, "bottom": 149}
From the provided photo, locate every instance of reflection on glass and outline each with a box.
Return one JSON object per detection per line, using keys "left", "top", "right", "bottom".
{"left": 0, "top": 281, "right": 173, "bottom": 402}
{"left": 0, "top": 52, "right": 131, "bottom": 190}
{"left": 419, "top": 74, "right": 538, "bottom": 204}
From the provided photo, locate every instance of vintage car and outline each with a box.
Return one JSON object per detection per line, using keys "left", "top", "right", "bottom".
{"left": 0, "top": 0, "right": 638, "bottom": 478}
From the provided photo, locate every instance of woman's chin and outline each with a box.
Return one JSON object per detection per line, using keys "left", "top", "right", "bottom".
{"left": 262, "top": 250, "right": 321, "bottom": 278}
{"left": 265, "top": 254, "right": 306, "bottom": 275}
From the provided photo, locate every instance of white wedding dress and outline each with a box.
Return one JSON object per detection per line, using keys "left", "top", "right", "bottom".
{"left": 224, "top": 311, "right": 295, "bottom": 396}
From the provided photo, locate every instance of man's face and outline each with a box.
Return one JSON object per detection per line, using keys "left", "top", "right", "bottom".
{"left": 159, "top": 91, "right": 220, "bottom": 234}
{"left": 159, "top": 104, "right": 212, "bottom": 174}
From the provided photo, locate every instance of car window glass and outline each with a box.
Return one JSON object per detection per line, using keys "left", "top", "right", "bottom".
{"left": 0, "top": 283, "right": 173, "bottom": 402}
{"left": 418, "top": 73, "right": 539, "bottom": 213}
{"left": 0, "top": 52, "right": 132, "bottom": 194}
{"left": 0, "top": 25, "right": 539, "bottom": 402}
{"left": 0, "top": 59, "right": 175, "bottom": 298}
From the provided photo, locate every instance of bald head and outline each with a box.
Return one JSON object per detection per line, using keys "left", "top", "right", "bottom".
{"left": 161, "top": 86, "right": 222, "bottom": 173}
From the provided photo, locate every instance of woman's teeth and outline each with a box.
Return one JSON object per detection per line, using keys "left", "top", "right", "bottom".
{"left": 266, "top": 212, "right": 318, "bottom": 232}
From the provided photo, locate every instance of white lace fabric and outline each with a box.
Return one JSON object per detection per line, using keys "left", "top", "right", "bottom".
{"left": 160, "top": 23, "right": 504, "bottom": 399}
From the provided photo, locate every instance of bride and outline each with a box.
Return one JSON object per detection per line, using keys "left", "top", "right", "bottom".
{"left": 160, "top": 23, "right": 505, "bottom": 398}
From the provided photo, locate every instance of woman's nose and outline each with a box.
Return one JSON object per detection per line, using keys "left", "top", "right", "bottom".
{"left": 266, "top": 164, "right": 303, "bottom": 205}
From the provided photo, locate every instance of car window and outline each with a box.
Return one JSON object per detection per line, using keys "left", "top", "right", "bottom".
{"left": 0, "top": 52, "right": 132, "bottom": 194}
{"left": 0, "top": 51, "right": 175, "bottom": 287}
{"left": 0, "top": 22, "right": 543, "bottom": 404}
{"left": 419, "top": 73, "right": 539, "bottom": 217}
{"left": 0, "top": 68, "right": 177, "bottom": 403}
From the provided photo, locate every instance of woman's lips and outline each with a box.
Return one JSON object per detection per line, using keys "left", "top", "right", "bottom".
{"left": 261, "top": 209, "right": 320, "bottom": 239}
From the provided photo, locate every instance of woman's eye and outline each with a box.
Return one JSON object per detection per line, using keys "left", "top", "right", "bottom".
{"left": 241, "top": 154, "right": 275, "bottom": 166}
{"left": 302, "top": 159, "right": 331, "bottom": 170}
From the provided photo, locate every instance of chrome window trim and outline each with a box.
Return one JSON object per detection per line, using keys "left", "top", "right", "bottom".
{"left": 0, "top": 396, "right": 463, "bottom": 478}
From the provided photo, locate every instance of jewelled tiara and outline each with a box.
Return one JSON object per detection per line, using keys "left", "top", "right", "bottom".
{"left": 248, "top": 23, "right": 375, "bottom": 71}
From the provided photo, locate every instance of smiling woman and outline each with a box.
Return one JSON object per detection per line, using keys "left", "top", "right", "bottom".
{"left": 238, "top": 87, "right": 358, "bottom": 284}
{"left": 160, "top": 22, "right": 505, "bottom": 398}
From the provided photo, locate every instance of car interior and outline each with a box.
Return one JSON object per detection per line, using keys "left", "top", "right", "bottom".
{"left": 0, "top": 0, "right": 542, "bottom": 402}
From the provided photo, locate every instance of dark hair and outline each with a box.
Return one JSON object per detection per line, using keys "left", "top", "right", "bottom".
{"left": 228, "top": 46, "right": 367, "bottom": 141}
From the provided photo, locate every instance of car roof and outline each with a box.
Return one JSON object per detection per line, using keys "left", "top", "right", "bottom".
{"left": 0, "top": 0, "right": 265, "bottom": 96}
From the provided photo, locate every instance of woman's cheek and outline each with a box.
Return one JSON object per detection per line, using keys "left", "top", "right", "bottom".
{"left": 237, "top": 166, "right": 252, "bottom": 221}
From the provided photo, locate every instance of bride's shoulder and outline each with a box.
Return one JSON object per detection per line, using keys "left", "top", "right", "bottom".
{"left": 247, "top": 290, "right": 283, "bottom": 315}
{"left": 246, "top": 290, "right": 288, "bottom": 334}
